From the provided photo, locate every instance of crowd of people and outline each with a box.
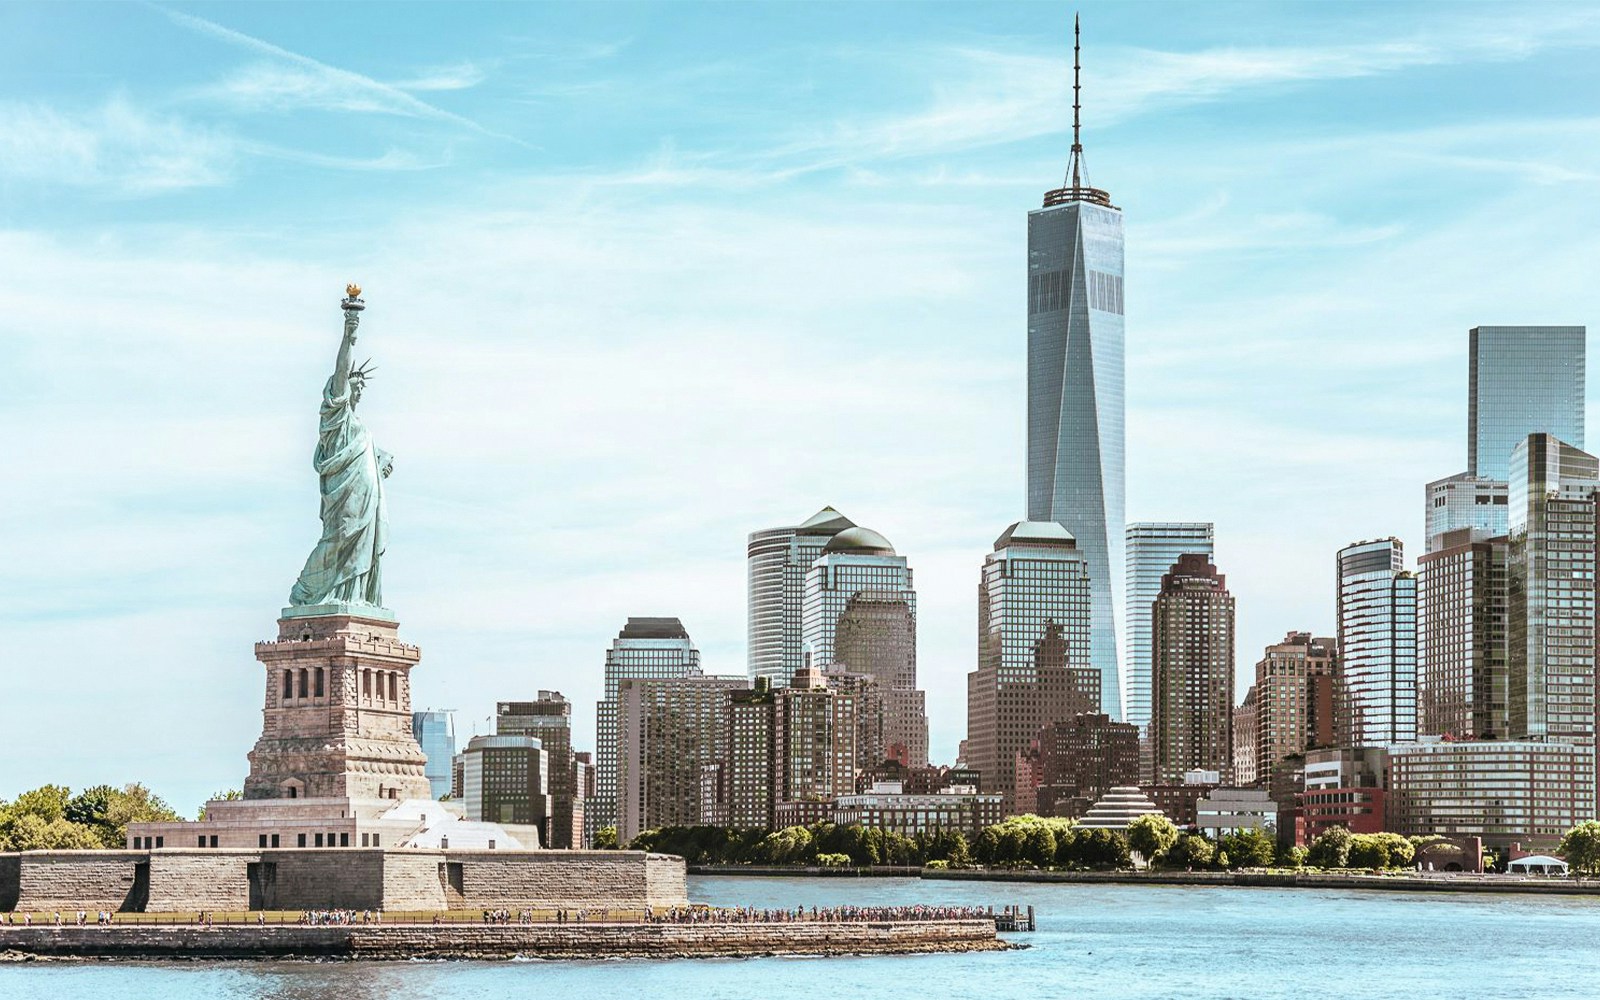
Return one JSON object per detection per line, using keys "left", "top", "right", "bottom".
{"left": 649, "top": 904, "right": 998, "bottom": 924}
{"left": 299, "top": 909, "right": 381, "bottom": 926}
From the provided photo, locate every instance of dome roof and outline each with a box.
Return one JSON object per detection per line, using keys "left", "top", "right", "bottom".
{"left": 823, "top": 526, "right": 895, "bottom": 555}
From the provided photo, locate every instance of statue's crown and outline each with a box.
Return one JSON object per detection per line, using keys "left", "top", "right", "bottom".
{"left": 350, "top": 358, "right": 377, "bottom": 383}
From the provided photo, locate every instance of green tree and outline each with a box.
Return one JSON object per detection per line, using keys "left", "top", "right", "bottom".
{"left": 1166, "top": 834, "right": 1214, "bottom": 869}
{"left": 1126, "top": 813, "right": 1179, "bottom": 864}
{"left": 1218, "top": 829, "right": 1276, "bottom": 869}
{"left": 1559, "top": 821, "right": 1600, "bottom": 874}
{"left": 1, "top": 813, "right": 102, "bottom": 851}
{"left": 593, "top": 826, "right": 620, "bottom": 850}
{"left": 1306, "top": 826, "right": 1353, "bottom": 869}
{"left": 1346, "top": 835, "right": 1391, "bottom": 870}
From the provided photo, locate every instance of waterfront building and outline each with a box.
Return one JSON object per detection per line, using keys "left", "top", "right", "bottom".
{"left": 1076, "top": 786, "right": 1161, "bottom": 831}
{"left": 831, "top": 781, "right": 1003, "bottom": 839}
{"left": 1139, "top": 779, "right": 1219, "bottom": 828}
{"left": 748, "top": 507, "right": 856, "bottom": 686}
{"left": 1335, "top": 539, "right": 1418, "bottom": 746}
{"left": 1027, "top": 713, "right": 1141, "bottom": 818}
{"left": 1298, "top": 786, "right": 1386, "bottom": 843}
{"left": 1125, "top": 523, "right": 1214, "bottom": 730}
{"left": 1026, "top": 21, "right": 1125, "bottom": 722}
{"left": 496, "top": 693, "right": 581, "bottom": 849}
{"left": 1507, "top": 434, "right": 1600, "bottom": 747}
{"left": 775, "top": 665, "right": 860, "bottom": 813}
{"left": 1469, "top": 326, "right": 1585, "bottom": 481}
{"left": 456, "top": 734, "right": 552, "bottom": 845}
{"left": 412, "top": 709, "right": 456, "bottom": 800}
{"left": 1246, "top": 632, "right": 1338, "bottom": 780}
{"left": 1424, "top": 474, "right": 1508, "bottom": 554}
{"left": 1385, "top": 739, "right": 1595, "bottom": 850}
{"left": 1195, "top": 788, "right": 1275, "bottom": 837}
{"left": 969, "top": 521, "right": 1099, "bottom": 813}
{"left": 725, "top": 680, "right": 777, "bottom": 831}
{"left": 593, "top": 617, "right": 702, "bottom": 842}
{"left": 1150, "top": 554, "right": 1236, "bottom": 783}
{"left": 573, "top": 751, "right": 594, "bottom": 847}
{"left": 616, "top": 674, "right": 748, "bottom": 843}
{"left": 1417, "top": 529, "right": 1507, "bottom": 739}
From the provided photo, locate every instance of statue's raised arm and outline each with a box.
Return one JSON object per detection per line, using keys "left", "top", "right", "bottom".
{"left": 287, "top": 285, "right": 390, "bottom": 615}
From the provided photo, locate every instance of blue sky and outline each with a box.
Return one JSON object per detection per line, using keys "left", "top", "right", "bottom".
{"left": 5, "top": 1, "right": 1600, "bottom": 811}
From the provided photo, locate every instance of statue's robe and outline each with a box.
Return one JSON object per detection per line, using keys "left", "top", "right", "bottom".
{"left": 289, "top": 375, "right": 387, "bottom": 607}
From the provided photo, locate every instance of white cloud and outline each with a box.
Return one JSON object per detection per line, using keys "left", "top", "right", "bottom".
{"left": 0, "top": 95, "right": 233, "bottom": 192}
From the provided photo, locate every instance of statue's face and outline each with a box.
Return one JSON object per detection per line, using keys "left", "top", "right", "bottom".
{"left": 350, "top": 379, "right": 364, "bottom": 404}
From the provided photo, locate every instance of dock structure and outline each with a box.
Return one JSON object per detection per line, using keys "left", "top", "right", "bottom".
{"left": 993, "top": 905, "right": 1036, "bottom": 932}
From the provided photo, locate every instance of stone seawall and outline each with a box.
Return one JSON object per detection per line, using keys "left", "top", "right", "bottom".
{"left": 0, "top": 849, "right": 688, "bottom": 913}
{"left": 0, "top": 920, "right": 1007, "bottom": 961}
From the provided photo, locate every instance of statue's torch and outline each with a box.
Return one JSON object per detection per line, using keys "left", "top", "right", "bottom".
{"left": 343, "top": 283, "right": 365, "bottom": 312}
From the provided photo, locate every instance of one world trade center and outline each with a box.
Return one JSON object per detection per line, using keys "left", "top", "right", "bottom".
{"left": 1026, "top": 17, "right": 1125, "bottom": 720}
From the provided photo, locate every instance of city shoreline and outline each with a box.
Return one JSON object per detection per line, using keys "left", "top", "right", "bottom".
{"left": 0, "top": 919, "right": 1014, "bottom": 962}
{"left": 690, "top": 865, "right": 1600, "bottom": 896}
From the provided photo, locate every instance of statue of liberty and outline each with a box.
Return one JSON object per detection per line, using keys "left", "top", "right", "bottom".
{"left": 289, "top": 285, "right": 393, "bottom": 611}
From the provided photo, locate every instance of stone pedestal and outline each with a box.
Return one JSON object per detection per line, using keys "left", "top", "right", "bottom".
{"left": 246, "top": 612, "right": 432, "bottom": 802}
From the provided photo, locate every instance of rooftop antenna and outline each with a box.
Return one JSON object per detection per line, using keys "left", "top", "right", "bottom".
{"left": 1070, "top": 12, "right": 1084, "bottom": 191}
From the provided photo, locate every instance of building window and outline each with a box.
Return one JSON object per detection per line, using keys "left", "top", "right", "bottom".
{"left": 362, "top": 833, "right": 369, "bottom": 847}
{"left": 155, "top": 837, "right": 163, "bottom": 848}
{"left": 340, "top": 833, "right": 349, "bottom": 847}
{"left": 271, "top": 834, "right": 280, "bottom": 848}
{"left": 283, "top": 670, "right": 293, "bottom": 699}
{"left": 364, "top": 669, "right": 372, "bottom": 697}
{"left": 315, "top": 833, "right": 324, "bottom": 847}
{"left": 259, "top": 834, "right": 268, "bottom": 848}
{"left": 198, "top": 835, "right": 206, "bottom": 848}
{"left": 373, "top": 834, "right": 380, "bottom": 847}
{"left": 389, "top": 673, "right": 399, "bottom": 702}
{"left": 211, "top": 836, "right": 218, "bottom": 848}
{"left": 298, "top": 669, "right": 309, "bottom": 699}
{"left": 315, "top": 668, "right": 325, "bottom": 698}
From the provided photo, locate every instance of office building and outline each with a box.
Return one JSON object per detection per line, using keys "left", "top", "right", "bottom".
{"left": 593, "top": 618, "right": 703, "bottom": 842}
{"left": 411, "top": 709, "right": 456, "bottom": 800}
{"left": 1026, "top": 21, "right": 1125, "bottom": 721}
{"left": 1232, "top": 690, "right": 1259, "bottom": 786}
{"left": 1469, "top": 326, "right": 1585, "bottom": 481}
{"left": 455, "top": 734, "right": 552, "bottom": 845}
{"left": 1336, "top": 539, "right": 1418, "bottom": 746}
{"left": 969, "top": 521, "right": 1099, "bottom": 812}
{"left": 1150, "top": 554, "right": 1236, "bottom": 783}
{"left": 1424, "top": 474, "right": 1508, "bottom": 554}
{"left": 1386, "top": 739, "right": 1594, "bottom": 850}
{"left": 497, "top": 693, "right": 581, "bottom": 849}
{"left": 832, "top": 782, "right": 1003, "bottom": 839}
{"left": 1507, "top": 434, "right": 1600, "bottom": 745}
{"left": 1125, "top": 523, "right": 1214, "bottom": 729}
{"left": 800, "top": 524, "right": 927, "bottom": 767}
{"left": 616, "top": 674, "right": 748, "bottom": 843}
{"left": 1195, "top": 787, "right": 1275, "bottom": 837}
{"left": 833, "top": 592, "right": 927, "bottom": 767}
{"left": 748, "top": 507, "right": 856, "bottom": 685}
{"left": 1417, "top": 529, "right": 1508, "bottom": 739}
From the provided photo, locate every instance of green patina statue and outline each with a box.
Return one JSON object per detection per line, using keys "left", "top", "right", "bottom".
{"left": 288, "top": 286, "right": 393, "bottom": 614}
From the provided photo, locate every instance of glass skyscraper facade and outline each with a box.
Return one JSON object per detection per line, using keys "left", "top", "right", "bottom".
{"left": 968, "top": 521, "right": 1096, "bottom": 813}
{"left": 1025, "top": 176, "right": 1125, "bottom": 721}
{"left": 1469, "top": 325, "right": 1585, "bottom": 481}
{"left": 1507, "top": 433, "right": 1599, "bottom": 744}
{"left": 1424, "top": 473, "right": 1507, "bottom": 553}
{"left": 592, "top": 617, "right": 701, "bottom": 841}
{"left": 1335, "top": 538, "right": 1418, "bottom": 745}
{"left": 1124, "top": 523, "right": 1214, "bottom": 729}
{"left": 411, "top": 709, "right": 456, "bottom": 800}
{"left": 747, "top": 507, "right": 855, "bottom": 686}
{"left": 800, "top": 526, "right": 916, "bottom": 668}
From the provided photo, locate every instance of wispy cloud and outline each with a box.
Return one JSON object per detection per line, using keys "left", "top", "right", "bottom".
{"left": 156, "top": 5, "right": 525, "bottom": 144}
{"left": 394, "top": 61, "right": 489, "bottom": 93}
{"left": 0, "top": 95, "right": 233, "bottom": 193}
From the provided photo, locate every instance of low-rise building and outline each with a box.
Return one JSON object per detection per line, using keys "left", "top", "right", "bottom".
{"left": 1195, "top": 787, "right": 1275, "bottom": 837}
{"left": 1385, "top": 739, "right": 1595, "bottom": 850}
{"left": 831, "top": 781, "right": 1002, "bottom": 839}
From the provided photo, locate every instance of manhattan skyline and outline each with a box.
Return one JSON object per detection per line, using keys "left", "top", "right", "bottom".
{"left": 5, "top": 1, "right": 1600, "bottom": 810}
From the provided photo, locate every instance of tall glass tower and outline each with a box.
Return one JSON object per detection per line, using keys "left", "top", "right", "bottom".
{"left": 1469, "top": 326, "right": 1585, "bottom": 481}
{"left": 1027, "top": 18, "right": 1125, "bottom": 719}
{"left": 1124, "top": 523, "right": 1214, "bottom": 731}
{"left": 1335, "top": 538, "right": 1418, "bottom": 745}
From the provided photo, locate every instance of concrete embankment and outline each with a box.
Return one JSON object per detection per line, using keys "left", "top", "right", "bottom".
{"left": 923, "top": 868, "right": 1600, "bottom": 896}
{"left": 0, "top": 920, "right": 1011, "bottom": 961}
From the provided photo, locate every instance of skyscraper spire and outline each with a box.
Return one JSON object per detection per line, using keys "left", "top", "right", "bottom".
{"left": 1045, "top": 12, "right": 1112, "bottom": 208}
{"left": 1070, "top": 13, "right": 1083, "bottom": 191}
